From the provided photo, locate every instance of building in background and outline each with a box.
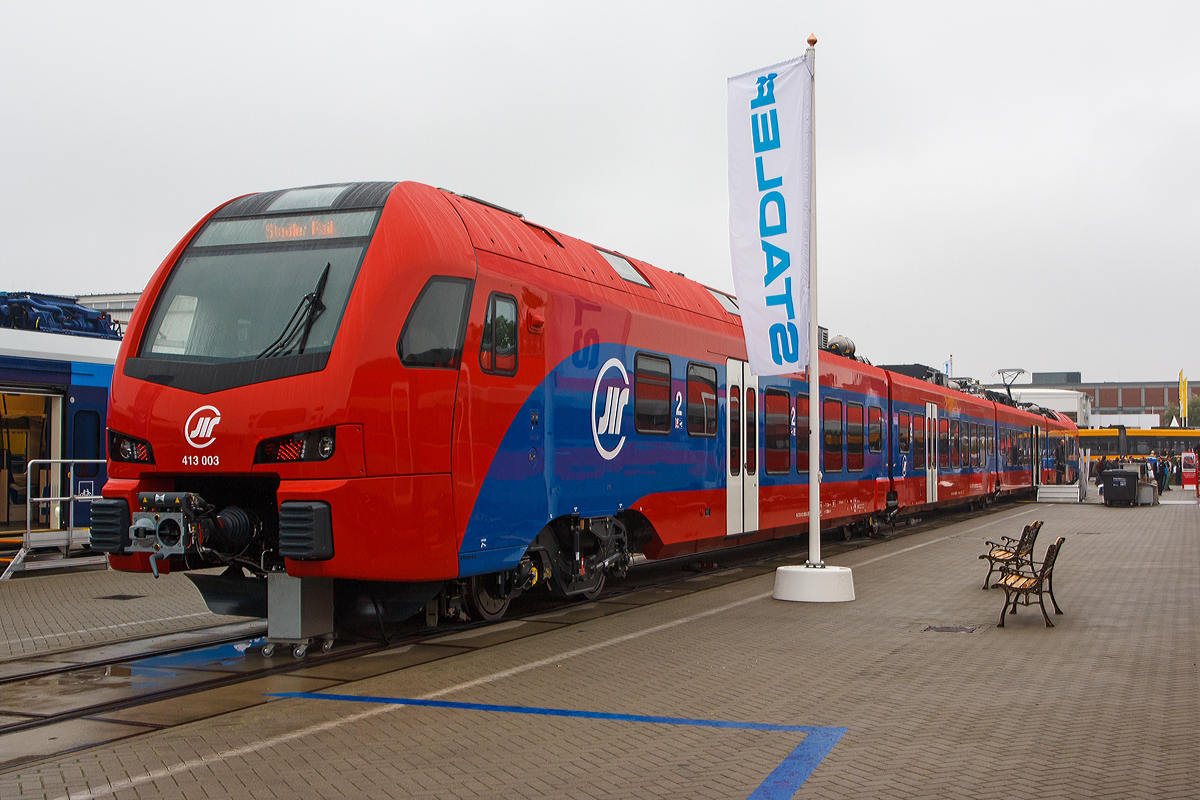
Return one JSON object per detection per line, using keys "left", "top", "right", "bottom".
{"left": 989, "top": 372, "right": 1197, "bottom": 428}
{"left": 75, "top": 293, "right": 142, "bottom": 329}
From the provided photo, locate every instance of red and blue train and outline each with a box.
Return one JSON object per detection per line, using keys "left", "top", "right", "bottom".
{"left": 90, "top": 181, "right": 1079, "bottom": 624}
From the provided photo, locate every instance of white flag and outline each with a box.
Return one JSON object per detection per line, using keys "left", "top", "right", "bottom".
{"left": 727, "top": 56, "right": 811, "bottom": 376}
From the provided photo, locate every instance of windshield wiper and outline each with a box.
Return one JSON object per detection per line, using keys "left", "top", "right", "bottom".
{"left": 256, "top": 263, "right": 331, "bottom": 359}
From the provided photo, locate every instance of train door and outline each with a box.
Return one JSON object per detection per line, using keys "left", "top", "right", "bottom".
{"left": 725, "top": 359, "right": 759, "bottom": 536}
{"left": 925, "top": 402, "right": 939, "bottom": 503}
{"left": 0, "top": 389, "right": 62, "bottom": 531}
{"left": 1032, "top": 425, "right": 1043, "bottom": 487}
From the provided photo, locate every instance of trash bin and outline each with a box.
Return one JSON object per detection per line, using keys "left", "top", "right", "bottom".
{"left": 1103, "top": 470, "right": 1138, "bottom": 506}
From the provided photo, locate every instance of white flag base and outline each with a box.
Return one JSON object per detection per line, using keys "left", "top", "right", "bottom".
{"left": 772, "top": 565, "right": 855, "bottom": 603}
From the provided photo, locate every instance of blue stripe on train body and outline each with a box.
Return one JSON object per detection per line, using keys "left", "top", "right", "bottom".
{"left": 457, "top": 344, "right": 889, "bottom": 577}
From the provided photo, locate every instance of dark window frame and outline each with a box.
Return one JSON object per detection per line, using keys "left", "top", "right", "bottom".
{"left": 951, "top": 419, "right": 960, "bottom": 468}
{"left": 72, "top": 409, "right": 103, "bottom": 478}
{"left": 898, "top": 411, "right": 911, "bottom": 454}
{"left": 764, "top": 387, "right": 791, "bottom": 475}
{"left": 398, "top": 276, "right": 475, "bottom": 370}
{"left": 867, "top": 405, "right": 883, "bottom": 454}
{"left": 847, "top": 402, "right": 865, "bottom": 472}
{"left": 686, "top": 362, "right": 719, "bottom": 438}
{"left": 478, "top": 291, "right": 519, "bottom": 376}
{"left": 823, "top": 398, "right": 843, "bottom": 473}
{"left": 913, "top": 413, "right": 926, "bottom": 468}
{"left": 634, "top": 353, "right": 672, "bottom": 435}
{"left": 939, "top": 418, "right": 950, "bottom": 469}
{"left": 796, "top": 393, "right": 810, "bottom": 475}
{"left": 729, "top": 385, "right": 741, "bottom": 476}
{"left": 745, "top": 388, "right": 757, "bottom": 475}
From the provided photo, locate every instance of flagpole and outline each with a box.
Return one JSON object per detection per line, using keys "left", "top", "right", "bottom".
{"left": 806, "top": 33, "right": 822, "bottom": 569}
{"left": 769, "top": 35, "right": 854, "bottom": 603}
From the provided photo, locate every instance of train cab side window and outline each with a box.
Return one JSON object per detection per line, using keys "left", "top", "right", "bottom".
{"left": 72, "top": 410, "right": 102, "bottom": 478}
{"left": 745, "top": 388, "right": 757, "bottom": 475}
{"left": 847, "top": 403, "right": 865, "bottom": 472}
{"left": 950, "top": 420, "right": 960, "bottom": 468}
{"left": 729, "top": 386, "right": 741, "bottom": 476}
{"left": 898, "top": 411, "right": 911, "bottom": 454}
{"left": 796, "top": 393, "right": 809, "bottom": 474}
{"left": 764, "top": 388, "right": 790, "bottom": 474}
{"left": 686, "top": 364, "right": 718, "bottom": 437}
{"left": 634, "top": 354, "right": 671, "bottom": 434}
{"left": 823, "top": 399, "right": 843, "bottom": 473}
{"left": 479, "top": 293, "right": 518, "bottom": 375}
{"left": 398, "top": 277, "right": 474, "bottom": 369}
{"left": 868, "top": 406, "right": 883, "bottom": 454}
{"left": 939, "top": 418, "right": 950, "bottom": 469}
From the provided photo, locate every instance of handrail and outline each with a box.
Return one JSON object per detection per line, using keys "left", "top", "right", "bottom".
{"left": 1, "top": 458, "right": 106, "bottom": 580}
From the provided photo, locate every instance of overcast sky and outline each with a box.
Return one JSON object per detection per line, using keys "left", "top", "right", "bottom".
{"left": 3, "top": 2, "right": 1197, "bottom": 384}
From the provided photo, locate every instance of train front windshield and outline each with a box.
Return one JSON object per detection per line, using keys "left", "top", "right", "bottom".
{"left": 140, "top": 210, "right": 379, "bottom": 363}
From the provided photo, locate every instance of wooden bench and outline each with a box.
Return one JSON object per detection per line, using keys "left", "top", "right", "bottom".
{"left": 996, "top": 536, "right": 1065, "bottom": 627}
{"left": 979, "top": 520, "right": 1043, "bottom": 590}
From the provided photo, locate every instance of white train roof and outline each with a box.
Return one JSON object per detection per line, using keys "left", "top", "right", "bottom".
{"left": 0, "top": 327, "right": 120, "bottom": 365}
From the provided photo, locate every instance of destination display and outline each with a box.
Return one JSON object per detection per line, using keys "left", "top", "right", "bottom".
{"left": 192, "top": 210, "right": 378, "bottom": 247}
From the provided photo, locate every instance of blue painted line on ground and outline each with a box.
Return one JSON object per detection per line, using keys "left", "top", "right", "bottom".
{"left": 271, "top": 691, "right": 846, "bottom": 798}
{"left": 746, "top": 726, "right": 847, "bottom": 800}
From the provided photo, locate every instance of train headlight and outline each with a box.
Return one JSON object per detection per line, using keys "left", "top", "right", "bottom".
{"left": 254, "top": 427, "right": 336, "bottom": 464}
{"left": 109, "top": 430, "right": 155, "bottom": 464}
{"left": 317, "top": 435, "right": 335, "bottom": 459}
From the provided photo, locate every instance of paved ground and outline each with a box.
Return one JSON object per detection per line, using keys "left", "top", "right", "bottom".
{"left": 1, "top": 498, "right": 1196, "bottom": 799}
{"left": 0, "top": 567, "right": 242, "bottom": 661}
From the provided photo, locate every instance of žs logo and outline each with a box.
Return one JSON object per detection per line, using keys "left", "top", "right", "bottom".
{"left": 185, "top": 405, "right": 221, "bottom": 449}
{"left": 591, "top": 358, "right": 630, "bottom": 461}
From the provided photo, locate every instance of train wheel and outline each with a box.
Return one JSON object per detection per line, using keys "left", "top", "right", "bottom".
{"left": 467, "top": 575, "right": 511, "bottom": 621}
{"left": 577, "top": 573, "right": 606, "bottom": 602}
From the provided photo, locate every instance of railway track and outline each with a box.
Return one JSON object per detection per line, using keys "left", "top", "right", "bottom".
{"left": 0, "top": 498, "right": 1025, "bottom": 770}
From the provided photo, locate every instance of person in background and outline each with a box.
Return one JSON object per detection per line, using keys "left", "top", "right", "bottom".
{"left": 1055, "top": 438, "right": 1066, "bottom": 485}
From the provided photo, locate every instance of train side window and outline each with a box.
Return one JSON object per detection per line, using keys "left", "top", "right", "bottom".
{"left": 72, "top": 410, "right": 102, "bottom": 478}
{"left": 868, "top": 406, "right": 883, "bottom": 454}
{"left": 964, "top": 424, "right": 972, "bottom": 467}
{"left": 729, "top": 386, "right": 741, "bottom": 476}
{"left": 398, "top": 277, "right": 474, "bottom": 369}
{"left": 913, "top": 414, "right": 925, "bottom": 466}
{"left": 479, "top": 293, "right": 518, "bottom": 375}
{"left": 898, "top": 411, "right": 911, "bottom": 454}
{"left": 796, "top": 393, "right": 809, "bottom": 474}
{"left": 950, "top": 420, "right": 960, "bottom": 468}
{"left": 764, "top": 389, "right": 790, "bottom": 474}
{"left": 745, "top": 388, "right": 757, "bottom": 475}
{"left": 634, "top": 354, "right": 671, "bottom": 435}
{"left": 686, "top": 364, "right": 718, "bottom": 437}
{"left": 847, "top": 403, "right": 865, "bottom": 471}
{"left": 939, "top": 418, "right": 950, "bottom": 469}
{"left": 823, "top": 399, "right": 843, "bottom": 473}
